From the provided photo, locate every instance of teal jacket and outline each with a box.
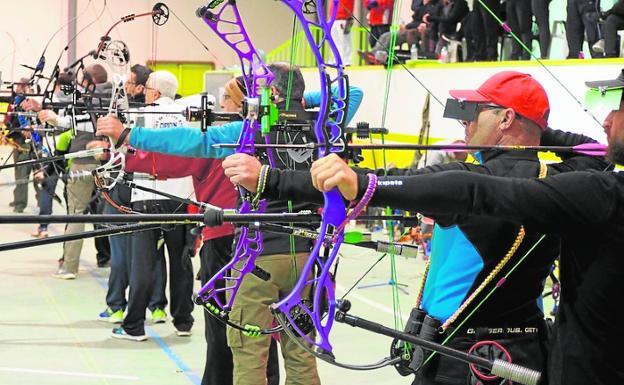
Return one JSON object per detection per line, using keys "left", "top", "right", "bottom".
{"left": 130, "top": 87, "right": 364, "bottom": 158}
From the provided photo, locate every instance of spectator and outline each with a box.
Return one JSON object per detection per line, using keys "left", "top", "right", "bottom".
{"left": 365, "top": 0, "right": 395, "bottom": 48}
{"left": 473, "top": 0, "right": 502, "bottom": 61}
{"left": 602, "top": 0, "right": 624, "bottom": 57}
{"left": 413, "top": 0, "right": 441, "bottom": 58}
{"left": 566, "top": 0, "right": 603, "bottom": 58}
{"left": 361, "top": 0, "right": 440, "bottom": 64}
{"left": 330, "top": 0, "right": 355, "bottom": 65}
{"left": 424, "top": 0, "right": 469, "bottom": 56}
{"left": 506, "top": 0, "right": 533, "bottom": 60}
{"left": 532, "top": 0, "right": 552, "bottom": 59}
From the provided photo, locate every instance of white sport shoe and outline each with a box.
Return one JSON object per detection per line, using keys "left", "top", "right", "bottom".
{"left": 53, "top": 268, "right": 76, "bottom": 280}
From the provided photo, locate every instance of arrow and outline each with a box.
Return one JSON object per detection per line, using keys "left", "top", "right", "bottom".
{"left": 212, "top": 142, "right": 607, "bottom": 156}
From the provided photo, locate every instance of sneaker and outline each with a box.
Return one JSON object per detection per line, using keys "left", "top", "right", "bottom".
{"left": 175, "top": 330, "right": 192, "bottom": 337}
{"left": 151, "top": 308, "right": 167, "bottom": 324}
{"left": 99, "top": 308, "right": 124, "bottom": 323}
{"left": 13, "top": 207, "right": 24, "bottom": 213}
{"left": 111, "top": 327, "right": 147, "bottom": 341}
{"left": 31, "top": 229, "right": 48, "bottom": 239}
{"left": 8, "top": 201, "right": 15, "bottom": 207}
{"left": 53, "top": 268, "right": 76, "bottom": 280}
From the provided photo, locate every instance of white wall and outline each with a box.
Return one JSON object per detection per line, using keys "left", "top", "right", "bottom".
{"left": 302, "top": 61, "right": 622, "bottom": 144}
{"left": 0, "top": 0, "right": 297, "bottom": 83}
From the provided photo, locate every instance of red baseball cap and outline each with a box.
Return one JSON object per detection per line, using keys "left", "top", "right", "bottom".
{"left": 449, "top": 71, "right": 550, "bottom": 130}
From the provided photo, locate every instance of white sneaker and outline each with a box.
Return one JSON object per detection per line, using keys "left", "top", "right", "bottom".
{"left": 111, "top": 327, "right": 147, "bottom": 341}
{"left": 175, "top": 330, "right": 192, "bottom": 337}
{"left": 53, "top": 268, "right": 76, "bottom": 280}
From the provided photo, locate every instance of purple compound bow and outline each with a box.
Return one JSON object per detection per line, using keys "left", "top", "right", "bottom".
{"left": 268, "top": 0, "right": 396, "bottom": 370}
{"left": 192, "top": 0, "right": 281, "bottom": 335}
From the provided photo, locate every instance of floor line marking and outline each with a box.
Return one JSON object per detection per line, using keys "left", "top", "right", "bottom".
{"left": 0, "top": 367, "right": 139, "bottom": 380}
{"left": 86, "top": 262, "right": 202, "bottom": 385}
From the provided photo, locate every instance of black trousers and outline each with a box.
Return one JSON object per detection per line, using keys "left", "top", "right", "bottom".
{"left": 90, "top": 191, "right": 111, "bottom": 267}
{"left": 473, "top": 0, "right": 501, "bottom": 61}
{"left": 566, "top": 0, "right": 602, "bottom": 58}
{"left": 532, "top": 0, "right": 551, "bottom": 58}
{"left": 199, "top": 236, "right": 280, "bottom": 385}
{"left": 123, "top": 200, "right": 194, "bottom": 336}
{"left": 506, "top": 0, "right": 533, "bottom": 60}
{"left": 369, "top": 24, "right": 391, "bottom": 48}
{"left": 605, "top": 14, "right": 624, "bottom": 57}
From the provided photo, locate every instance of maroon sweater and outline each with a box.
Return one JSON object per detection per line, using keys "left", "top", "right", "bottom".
{"left": 125, "top": 150, "right": 236, "bottom": 240}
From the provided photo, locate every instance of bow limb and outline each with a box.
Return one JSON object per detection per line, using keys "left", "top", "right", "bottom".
{"left": 40, "top": 0, "right": 109, "bottom": 105}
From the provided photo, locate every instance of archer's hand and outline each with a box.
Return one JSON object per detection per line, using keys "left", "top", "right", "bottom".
{"left": 96, "top": 115, "right": 125, "bottom": 142}
{"left": 86, "top": 140, "right": 110, "bottom": 161}
{"left": 33, "top": 170, "right": 45, "bottom": 183}
{"left": 21, "top": 98, "right": 42, "bottom": 112}
{"left": 38, "top": 110, "right": 58, "bottom": 126}
{"left": 310, "top": 154, "right": 358, "bottom": 200}
{"left": 222, "top": 153, "right": 262, "bottom": 192}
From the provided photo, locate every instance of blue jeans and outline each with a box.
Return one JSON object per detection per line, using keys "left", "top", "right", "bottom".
{"left": 38, "top": 175, "right": 59, "bottom": 231}
{"left": 104, "top": 194, "right": 167, "bottom": 313}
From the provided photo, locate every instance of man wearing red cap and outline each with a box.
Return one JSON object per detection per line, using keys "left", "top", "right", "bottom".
{"left": 223, "top": 71, "right": 609, "bottom": 384}
{"left": 310, "top": 71, "right": 624, "bottom": 385}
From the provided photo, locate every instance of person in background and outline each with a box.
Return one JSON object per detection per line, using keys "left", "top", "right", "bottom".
{"left": 472, "top": 0, "right": 501, "bottom": 61}
{"left": 331, "top": 0, "right": 355, "bottom": 66}
{"left": 31, "top": 63, "right": 111, "bottom": 279}
{"left": 602, "top": 0, "right": 624, "bottom": 57}
{"left": 120, "top": 75, "right": 280, "bottom": 385}
{"left": 532, "top": 0, "right": 552, "bottom": 59}
{"left": 423, "top": 0, "right": 469, "bottom": 57}
{"left": 365, "top": 0, "right": 396, "bottom": 47}
{"left": 8, "top": 77, "right": 36, "bottom": 214}
{"left": 566, "top": 0, "right": 603, "bottom": 58}
{"left": 506, "top": 0, "right": 533, "bottom": 60}
{"left": 125, "top": 64, "right": 151, "bottom": 104}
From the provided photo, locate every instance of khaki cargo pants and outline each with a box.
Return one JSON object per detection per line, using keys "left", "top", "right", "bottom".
{"left": 227, "top": 253, "right": 321, "bottom": 385}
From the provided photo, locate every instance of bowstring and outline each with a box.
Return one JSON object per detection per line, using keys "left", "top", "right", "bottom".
{"left": 377, "top": 0, "right": 405, "bottom": 333}
{"left": 285, "top": 15, "right": 300, "bottom": 284}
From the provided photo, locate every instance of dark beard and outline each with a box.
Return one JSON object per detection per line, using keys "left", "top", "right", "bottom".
{"left": 608, "top": 140, "right": 624, "bottom": 165}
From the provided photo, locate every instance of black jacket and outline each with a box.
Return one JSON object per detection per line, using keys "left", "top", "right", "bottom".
{"left": 427, "top": 0, "right": 469, "bottom": 36}
{"left": 360, "top": 161, "right": 623, "bottom": 385}
{"left": 262, "top": 129, "right": 609, "bottom": 382}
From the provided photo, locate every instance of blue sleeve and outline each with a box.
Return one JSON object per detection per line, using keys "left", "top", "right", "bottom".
{"left": 303, "top": 85, "right": 363, "bottom": 125}
{"left": 129, "top": 122, "right": 242, "bottom": 158}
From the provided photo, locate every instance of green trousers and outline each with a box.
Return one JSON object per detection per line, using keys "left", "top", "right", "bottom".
{"left": 227, "top": 253, "right": 321, "bottom": 385}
